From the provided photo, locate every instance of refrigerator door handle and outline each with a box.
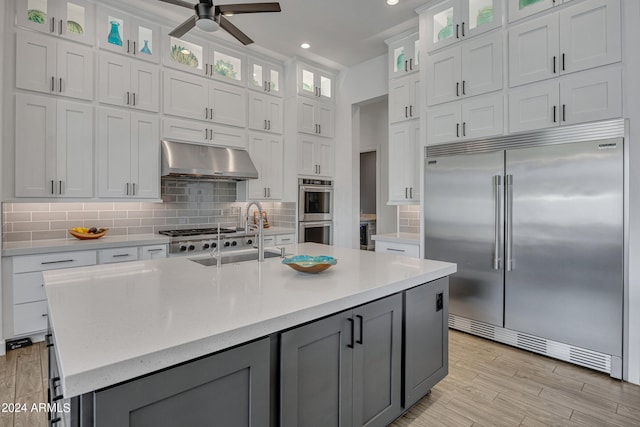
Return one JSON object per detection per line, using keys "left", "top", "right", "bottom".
{"left": 505, "top": 174, "right": 514, "bottom": 271}
{"left": 493, "top": 175, "right": 503, "bottom": 270}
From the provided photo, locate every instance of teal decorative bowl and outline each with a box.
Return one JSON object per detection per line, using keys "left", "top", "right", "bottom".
{"left": 282, "top": 255, "right": 337, "bottom": 274}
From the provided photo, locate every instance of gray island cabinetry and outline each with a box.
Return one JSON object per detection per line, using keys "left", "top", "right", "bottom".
{"left": 43, "top": 243, "right": 455, "bottom": 427}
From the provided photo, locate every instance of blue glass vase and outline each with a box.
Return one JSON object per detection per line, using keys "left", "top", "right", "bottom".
{"left": 140, "top": 40, "right": 151, "bottom": 55}
{"left": 107, "top": 21, "right": 122, "bottom": 46}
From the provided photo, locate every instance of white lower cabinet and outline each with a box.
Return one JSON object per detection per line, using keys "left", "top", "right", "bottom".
{"left": 140, "top": 245, "right": 167, "bottom": 260}
{"left": 297, "top": 134, "right": 335, "bottom": 178}
{"left": 15, "top": 94, "right": 93, "bottom": 198}
{"left": 97, "top": 107, "right": 160, "bottom": 199}
{"left": 389, "top": 121, "right": 420, "bottom": 204}
{"left": 98, "top": 247, "right": 139, "bottom": 264}
{"left": 375, "top": 241, "right": 420, "bottom": 258}
{"left": 508, "top": 67, "right": 621, "bottom": 133}
{"left": 427, "top": 92, "right": 504, "bottom": 145}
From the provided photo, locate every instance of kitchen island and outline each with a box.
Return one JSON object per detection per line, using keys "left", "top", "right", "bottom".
{"left": 44, "top": 243, "right": 456, "bottom": 427}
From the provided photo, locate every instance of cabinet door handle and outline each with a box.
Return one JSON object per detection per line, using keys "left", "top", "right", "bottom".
{"left": 462, "top": 80, "right": 466, "bottom": 95}
{"left": 405, "top": 187, "right": 408, "bottom": 198}
{"left": 265, "top": 119, "right": 268, "bottom": 130}
{"left": 59, "top": 180, "right": 62, "bottom": 195}
{"left": 409, "top": 58, "right": 413, "bottom": 70}
{"left": 268, "top": 120, "right": 271, "bottom": 130}
{"left": 127, "top": 40, "right": 130, "bottom": 53}
{"left": 42, "top": 313, "right": 48, "bottom": 317}
{"left": 463, "top": 122, "right": 466, "bottom": 137}
{"left": 45, "top": 334, "right": 53, "bottom": 348}
{"left": 356, "top": 315, "right": 363, "bottom": 344}
{"left": 264, "top": 188, "right": 267, "bottom": 197}
{"left": 456, "top": 81, "right": 460, "bottom": 96}
{"left": 51, "top": 76, "right": 55, "bottom": 91}
{"left": 410, "top": 187, "right": 413, "bottom": 199}
{"left": 268, "top": 187, "right": 271, "bottom": 198}
{"left": 41, "top": 259, "right": 74, "bottom": 265}
{"left": 347, "top": 317, "right": 355, "bottom": 348}
{"left": 210, "top": 108, "right": 214, "bottom": 119}
{"left": 562, "top": 53, "right": 565, "bottom": 71}
{"left": 205, "top": 107, "right": 209, "bottom": 119}
{"left": 553, "top": 56, "right": 557, "bottom": 74}
{"left": 456, "top": 24, "right": 460, "bottom": 39}
{"left": 456, "top": 123, "right": 460, "bottom": 137}
{"left": 59, "top": 78, "right": 63, "bottom": 93}
{"left": 204, "top": 128, "right": 208, "bottom": 140}
{"left": 132, "top": 183, "right": 136, "bottom": 195}
{"left": 127, "top": 91, "right": 130, "bottom": 105}
{"left": 50, "top": 17, "right": 55, "bottom": 33}
{"left": 404, "top": 60, "right": 408, "bottom": 72}
{"left": 318, "top": 164, "right": 320, "bottom": 174}
{"left": 553, "top": 105, "right": 557, "bottom": 123}
{"left": 132, "top": 93, "right": 136, "bottom": 106}
{"left": 405, "top": 106, "right": 408, "bottom": 118}
{"left": 126, "top": 182, "right": 130, "bottom": 195}
{"left": 59, "top": 19, "right": 63, "bottom": 35}
{"left": 409, "top": 105, "right": 413, "bottom": 117}
{"left": 462, "top": 22, "right": 465, "bottom": 37}
{"left": 562, "top": 104, "right": 566, "bottom": 122}
{"left": 51, "top": 180, "right": 55, "bottom": 194}
{"left": 133, "top": 41, "right": 137, "bottom": 55}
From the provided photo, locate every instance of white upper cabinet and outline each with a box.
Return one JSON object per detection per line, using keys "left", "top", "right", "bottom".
{"left": 15, "top": 94, "right": 93, "bottom": 198}
{"left": 162, "top": 70, "right": 246, "bottom": 128}
{"left": 248, "top": 58, "right": 283, "bottom": 96}
{"left": 509, "top": 0, "right": 621, "bottom": 87}
{"left": 97, "top": 5, "right": 160, "bottom": 63}
{"left": 97, "top": 108, "right": 159, "bottom": 199}
{"left": 98, "top": 52, "right": 159, "bottom": 112}
{"left": 508, "top": 0, "right": 571, "bottom": 23}
{"left": 16, "top": 30, "right": 94, "bottom": 101}
{"left": 388, "top": 33, "right": 420, "bottom": 78}
{"left": 425, "top": 0, "right": 502, "bottom": 52}
{"left": 297, "top": 134, "right": 335, "bottom": 178}
{"left": 389, "top": 74, "right": 420, "bottom": 123}
{"left": 427, "top": 92, "right": 504, "bottom": 144}
{"left": 16, "top": 0, "right": 95, "bottom": 45}
{"left": 162, "top": 117, "right": 247, "bottom": 148}
{"left": 427, "top": 31, "right": 502, "bottom": 106}
{"left": 297, "top": 98, "right": 334, "bottom": 138}
{"left": 208, "top": 45, "right": 246, "bottom": 86}
{"left": 248, "top": 92, "right": 283, "bottom": 134}
{"left": 388, "top": 121, "right": 420, "bottom": 204}
{"left": 508, "top": 66, "right": 621, "bottom": 133}
{"left": 297, "top": 63, "right": 334, "bottom": 102}
{"left": 246, "top": 133, "right": 283, "bottom": 200}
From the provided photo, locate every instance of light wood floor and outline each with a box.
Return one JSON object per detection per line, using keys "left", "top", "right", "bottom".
{"left": 0, "top": 331, "right": 639, "bottom": 426}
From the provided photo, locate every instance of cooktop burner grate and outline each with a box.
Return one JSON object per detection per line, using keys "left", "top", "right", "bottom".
{"left": 158, "top": 228, "right": 240, "bottom": 237}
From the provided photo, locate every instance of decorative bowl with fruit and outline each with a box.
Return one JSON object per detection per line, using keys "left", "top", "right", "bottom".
{"left": 69, "top": 227, "right": 108, "bottom": 240}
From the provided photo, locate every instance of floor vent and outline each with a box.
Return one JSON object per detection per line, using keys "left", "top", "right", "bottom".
{"left": 448, "top": 314, "right": 615, "bottom": 377}
{"left": 517, "top": 333, "right": 547, "bottom": 353}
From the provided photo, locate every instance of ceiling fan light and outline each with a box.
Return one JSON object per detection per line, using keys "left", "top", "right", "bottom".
{"left": 386, "top": 0, "right": 399, "bottom": 5}
{"left": 196, "top": 17, "right": 220, "bottom": 32}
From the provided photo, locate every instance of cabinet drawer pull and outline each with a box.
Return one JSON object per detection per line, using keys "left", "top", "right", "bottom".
{"left": 356, "top": 314, "right": 363, "bottom": 345}
{"left": 41, "top": 313, "right": 48, "bottom": 317}
{"left": 112, "top": 254, "right": 132, "bottom": 258}
{"left": 41, "top": 259, "right": 74, "bottom": 265}
{"left": 386, "top": 248, "right": 405, "bottom": 252}
{"left": 347, "top": 318, "right": 355, "bottom": 348}
{"left": 147, "top": 248, "right": 163, "bottom": 252}
{"left": 280, "top": 238, "right": 291, "bottom": 242}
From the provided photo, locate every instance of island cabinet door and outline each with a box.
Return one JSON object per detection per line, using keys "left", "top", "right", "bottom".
{"left": 280, "top": 311, "right": 353, "bottom": 427}
{"left": 93, "top": 338, "right": 270, "bottom": 427}
{"left": 352, "top": 293, "right": 403, "bottom": 427}
{"left": 403, "top": 278, "right": 449, "bottom": 409}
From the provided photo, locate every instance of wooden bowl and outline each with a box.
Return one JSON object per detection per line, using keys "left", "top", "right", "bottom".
{"left": 282, "top": 255, "right": 337, "bottom": 274}
{"left": 69, "top": 229, "right": 108, "bottom": 240}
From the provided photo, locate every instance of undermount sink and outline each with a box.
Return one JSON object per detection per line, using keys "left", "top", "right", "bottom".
{"left": 190, "top": 250, "right": 281, "bottom": 266}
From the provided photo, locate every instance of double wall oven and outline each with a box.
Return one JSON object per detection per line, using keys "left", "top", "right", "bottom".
{"left": 298, "top": 178, "right": 333, "bottom": 245}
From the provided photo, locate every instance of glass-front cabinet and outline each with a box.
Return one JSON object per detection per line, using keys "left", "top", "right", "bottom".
{"left": 426, "top": 0, "right": 502, "bottom": 52}
{"left": 389, "top": 32, "right": 420, "bottom": 78}
{"left": 297, "top": 63, "right": 334, "bottom": 102}
{"left": 209, "top": 45, "right": 245, "bottom": 85}
{"left": 97, "top": 6, "right": 160, "bottom": 63}
{"left": 16, "top": 0, "right": 95, "bottom": 45}
{"left": 509, "top": 0, "right": 570, "bottom": 23}
{"left": 248, "top": 57, "right": 283, "bottom": 97}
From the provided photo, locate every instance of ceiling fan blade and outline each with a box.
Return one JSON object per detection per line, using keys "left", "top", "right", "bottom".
{"left": 158, "top": 0, "right": 196, "bottom": 9}
{"left": 218, "top": 15, "right": 253, "bottom": 45}
{"left": 169, "top": 15, "right": 197, "bottom": 38}
{"left": 216, "top": 2, "right": 281, "bottom": 15}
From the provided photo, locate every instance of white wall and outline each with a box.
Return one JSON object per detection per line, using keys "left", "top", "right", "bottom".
{"left": 334, "top": 55, "right": 388, "bottom": 248}
{"left": 622, "top": 0, "right": 640, "bottom": 385}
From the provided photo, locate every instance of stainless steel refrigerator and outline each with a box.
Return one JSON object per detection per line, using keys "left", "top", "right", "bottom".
{"left": 425, "top": 121, "right": 624, "bottom": 376}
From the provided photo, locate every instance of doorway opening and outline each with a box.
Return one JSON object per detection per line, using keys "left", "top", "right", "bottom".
{"left": 360, "top": 151, "right": 376, "bottom": 250}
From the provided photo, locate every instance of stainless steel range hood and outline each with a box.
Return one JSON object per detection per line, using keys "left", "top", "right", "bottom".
{"left": 161, "top": 140, "right": 258, "bottom": 181}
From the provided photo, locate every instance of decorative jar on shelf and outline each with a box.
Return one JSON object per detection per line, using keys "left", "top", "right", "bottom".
{"left": 108, "top": 21, "right": 122, "bottom": 46}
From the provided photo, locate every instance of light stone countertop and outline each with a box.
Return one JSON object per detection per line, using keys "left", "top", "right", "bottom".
{"left": 2, "top": 228, "right": 296, "bottom": 257}
{"left": 371, "top": 232, "right": 420, "bottom": 245}
{"left": 43, "top": 243, "right": 456, "bottom": 397}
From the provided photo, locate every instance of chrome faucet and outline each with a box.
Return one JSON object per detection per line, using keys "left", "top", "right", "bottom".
{"left": 210, "top": 224, "right": 222, "bottom": 268}
{"left": 245, "top": 201, "right": 265, "bottom": 262}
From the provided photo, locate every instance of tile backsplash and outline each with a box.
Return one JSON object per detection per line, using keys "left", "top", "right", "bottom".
{"left": 2, "top": 181, "right": 296, "bottom": 242}
{"left": 398, "top": 205, "right": 420, "bottom": 234}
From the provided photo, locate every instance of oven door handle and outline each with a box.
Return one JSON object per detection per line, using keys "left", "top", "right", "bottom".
{"left": 300, "top": 185, "right": 333, "bottom": 193}
{"left": 299, "top": 221, "right": 333, "bottom": 228}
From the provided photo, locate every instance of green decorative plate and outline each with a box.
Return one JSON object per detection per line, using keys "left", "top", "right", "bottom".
{"left": 282, "top": 255, "right": 337, "bottom": 274}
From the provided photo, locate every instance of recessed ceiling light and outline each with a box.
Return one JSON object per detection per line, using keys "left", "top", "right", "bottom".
{"left": 301, "top": 43, "right": 310, "bottom": 49}
{"left": 386, "top": 0, "right": 399, "bottom": 5}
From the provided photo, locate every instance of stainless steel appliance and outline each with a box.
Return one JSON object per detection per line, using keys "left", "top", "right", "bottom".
{"left": 298, "top": 178, "right": 333, "bottom": 221}
{"left": 298, "top": 178, "right": 333, "bottom": 245}
{"left": 298, "top": 221, "right": 333, "bottom": 245}
{"left": 159, "top": 227, "right": 258, "bottom": 256}
{"left": 425, "top": 120, "right": 624, "bottom": 377}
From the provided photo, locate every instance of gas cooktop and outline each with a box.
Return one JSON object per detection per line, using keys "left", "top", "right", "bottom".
{"left": 158, "top": 228, "right": 241, "bottom": 237}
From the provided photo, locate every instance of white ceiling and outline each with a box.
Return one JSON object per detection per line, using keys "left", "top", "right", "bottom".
{"left": 129, "top": 0, "right": 427, "bottom": 70}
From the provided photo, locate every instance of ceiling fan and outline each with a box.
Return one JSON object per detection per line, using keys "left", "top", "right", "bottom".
{"left": 159, "top": 0, "right": 281, "bottom": 45}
